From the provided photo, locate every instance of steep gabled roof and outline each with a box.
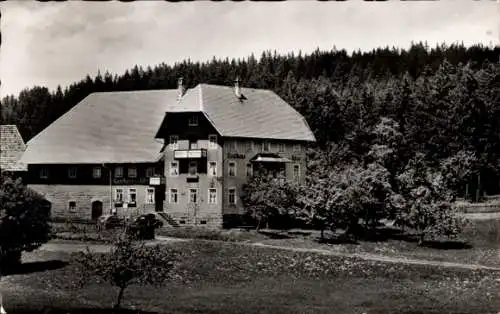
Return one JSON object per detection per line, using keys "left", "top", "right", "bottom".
{"left": 167, "top": 84, "right": 316, "bottom": 142}
{"left": 20, "top": 83, "right": 315, "bottom": 165}
{"left": 20, "top": 90, "right": 178, "bottom": 164}
{"left": 0, "top": 125, "right": 27, "bottom": 171}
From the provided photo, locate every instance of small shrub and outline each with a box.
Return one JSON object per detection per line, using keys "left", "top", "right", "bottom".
{"left": 73, "top": 235, "right": 177, "bottom": 309}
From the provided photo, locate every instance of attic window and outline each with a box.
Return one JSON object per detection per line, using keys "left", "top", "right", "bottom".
{"left": 39, "top": 167, "right": 49, "bottom": 179}
{"left": 115, "top": 167, "right": 124, "bottom": 178}
{"left": 68, "top": 167, "right": 77, "bottom": 179}
{"left": 128, "top": 167, "right": 137, "bottom": 178}
{"left": 188, "top": 116, "right": 198, "bottom": 126}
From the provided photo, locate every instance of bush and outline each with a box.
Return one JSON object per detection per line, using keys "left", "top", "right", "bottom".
{"left": 126, "top": 214, "right": 163, "bottom": 240}
{"left": 0, "top": 174, "right": 51, "bottom": 272}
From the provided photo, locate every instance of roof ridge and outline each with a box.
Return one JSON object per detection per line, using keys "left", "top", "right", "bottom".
{"left": 198, "top": 84, "right": 204, "bottom": 111}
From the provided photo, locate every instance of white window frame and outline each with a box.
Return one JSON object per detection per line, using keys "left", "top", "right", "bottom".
{"left": 169, "top": 161, "right": 179, "bottom": 177}
{"left": 115, "top": 167, "right": 124, "bottom": 178}
{"left": 146, "top": 188, "right": 155, "bottom": 204}
{"left": 228, "top": 161, "right": 236, "bottom": 177}
{"left": 246, "top": 163, "right": 253, "bottom": 177}
{"left": 39, "top": 167, "right": 49, "bottom": 179}
{"left": 278, "top": 143, "right": 285, "bottom": 153}
{"left": 293, "top": 164, "right": 300, "bottom": 181}
{"left": 146, "top": 167, "right": 155, "bottom": 177}
{"left": 128, "top": 167, "right": 137, "bottom": 178}
{"left": 262, "top": 141, "right": 270, "bottom": 152}
{"left": 208, "top": 161, "right": 217, "bottom": 177}
{"left": 128, "top": 188, "right": 137, "bottom": 204}
{"left": 208, "top": 188, "right": 217, "bottom": 204}
{"left": 293, "top": 143, "right": 301, "bottom": 153}
{"left": 228, "top": 188, "right": 237, "bottom": 205}
{"left": 189, "top": 188, "right": 198, "bottom": 203}
{"left": 169, "top": 135, "right": 179, "bottom": 150}
{"left": 68, "top": 166, "right": 77, "bottom": 179}
{"left": 188, "top": 160, "right": 198, "bottom": 176}
{"left": 169, "top": 188, "right": 178, "bottom": 204}
{"left": 189, "top": 139, "right": 198, "bottom": 150}
{"left": 188, "top": 116, "right": 199, "bottom": 126}
{"left": 92, "top": 166, "right": 102, "bottom": 179}
{"left": 208, "top": 134, "right": 218, "bottom": 149}
{"left": 114, "top": 188, "right": 124, "bottom": 203}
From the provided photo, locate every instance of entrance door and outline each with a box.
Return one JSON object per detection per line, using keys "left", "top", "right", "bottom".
{"left": 91, "top": 200, "right": 103, "bottom": 220}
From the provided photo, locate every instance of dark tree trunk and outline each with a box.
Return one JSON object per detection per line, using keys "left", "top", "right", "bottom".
{"left": 418, "top": 233, "right": 425, "bottom": 246}
{"left": 114, "top": 286, "right": 126, "bottom": 309}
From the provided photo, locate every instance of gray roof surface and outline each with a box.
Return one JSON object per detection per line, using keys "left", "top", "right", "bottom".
{"left": 20, "top": 84, "right": 315, "bottom": 165}
{"left": 0, "top": 125, "right": 27, "bottom": 171}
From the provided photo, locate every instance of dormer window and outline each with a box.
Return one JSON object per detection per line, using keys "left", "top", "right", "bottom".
{"left": 188, "top": 116, "right": 198, "bottom": 126}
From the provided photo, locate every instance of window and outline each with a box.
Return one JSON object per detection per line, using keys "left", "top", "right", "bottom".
{"left": 293, "top": 164, "right": 300, "bottom": 181}
{"left": 278, "top": 143, "right": 285, "bottom": 153}
{"left": 146, "top": 188, "right": 155, "bottom": 204}
{"left": 146, "top": 167, "right": 155, "bottom": 177}
{"left": 228, "top": 188, "right": 236, "bottom": 205}
{"left": 169, "top": 135, "right": 179, "bottom": 150}
{"left": 114, "top": 188, "right": 124, "bottom": 203}
{"left": 189, "top": 160, "right": 198, "bottom": 175}
{"left": 128, "top": 188, "right": 137, "bottom": 204}
{"left": 68, "top": 167, "right": 77, "bottom": 179}
{"left": 262, "top": 141, "right": 270, "bottom": 152}
{"left": 227, "top": 140, "right": 237, "bottom": 152}
{"left": 228, "top": 161, "right": 236, "bottom": 177}
{"left": 115, "top": 167, "right": 124, "bottom": 178}
{"left": 39, "top": 167, "right": 49, "bottom": 179}
{"left": 189, "top": 140, "right": 198, "bottom": 150}
{"left": 208, "top": 135, "right": 218, "bottom": 149}
{"left": 93, "top": 166, "right": 102, "bottom": 178}
{"left": 208, "top": 161, "right": 217, "bottom": 176}
{"left": 246, "top": 141, "right": 254, "bottom": 152}
{"left": 293, "top": 144, "right": 301, "bottom": 152}
{"left": 169, "top": 189, "right": 178, "bottom": 204}
{"left": 208, "top": 188, "right": 217, "bottom": 204}
{"left": 189, "top": 188, "right": 198, "bottom": 203}
{"left": 68, "top": 201, "right": 76, "bottom": 212}
{"left": 246, "top": 163, "right": 253, "bottom": 177}
{"left": 128, "top": 167, "right": 137, "bottom": 178}
{"left": 188, "top": 116, "right": 198, "bottom": 126}
{"left": 169, "top": 161, "right": 179, "bottom": 177}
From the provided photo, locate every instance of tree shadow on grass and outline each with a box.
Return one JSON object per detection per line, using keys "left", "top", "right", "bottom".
{"left": 314, "top": 226, "right": 473, "bottom": 250}
{"left": 257, "top": 230, "right": 292, "bottom": 239}
{"left": 11, "top": 308, "right": 158, "bottom": 314}
{"left": 2, "top": 260, "right": 68, "bottom": 275}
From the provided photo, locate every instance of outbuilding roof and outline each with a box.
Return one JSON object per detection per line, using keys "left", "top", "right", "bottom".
{"left": 0, "top": 125, "right": 27, "bottom": 171}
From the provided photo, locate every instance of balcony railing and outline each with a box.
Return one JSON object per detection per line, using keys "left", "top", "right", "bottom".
{"left": 174, "top": 149, "right": 207, "bottom": 159}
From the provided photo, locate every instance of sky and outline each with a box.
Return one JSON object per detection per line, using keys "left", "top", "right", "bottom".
{"left": 1, "top": 0, "right": 499, "bottom": 98}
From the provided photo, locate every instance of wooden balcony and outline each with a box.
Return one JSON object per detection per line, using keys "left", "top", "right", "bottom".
{"left": 174, "top": 149, "right": 207, "bottom": 159}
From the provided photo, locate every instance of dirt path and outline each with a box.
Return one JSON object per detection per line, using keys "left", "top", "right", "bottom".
{"left": 40, "top": 237, "right": 500, "bottom": 272}
{"left": 250, "top": 242, "right": 500, "bottom": 271}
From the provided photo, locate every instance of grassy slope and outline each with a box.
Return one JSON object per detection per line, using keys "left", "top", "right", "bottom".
{"left": 3, "top": 240, "right": 500, "bottom": 314}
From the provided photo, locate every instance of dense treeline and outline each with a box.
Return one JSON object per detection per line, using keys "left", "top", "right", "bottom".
{"left": 1, "top": 42, "right": 500, "bottom": 197}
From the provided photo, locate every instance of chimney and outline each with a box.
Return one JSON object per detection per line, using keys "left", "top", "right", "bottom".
{"left": 177, "top": 77, "right": 184, "bottom": 101}
{"left": 234, "top": 76, "right": 241, "bottom": 98}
